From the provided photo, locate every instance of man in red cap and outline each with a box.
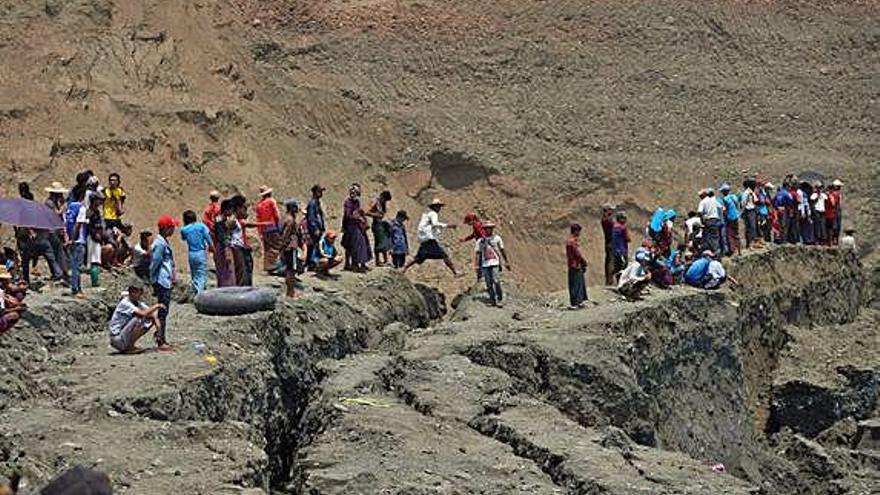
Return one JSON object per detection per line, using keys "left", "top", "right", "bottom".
{"left": 150, "top": 215, "right": 180, "bottom": 351}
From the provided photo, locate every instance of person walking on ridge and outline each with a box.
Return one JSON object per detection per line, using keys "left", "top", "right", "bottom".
{"left": 403, "top": 198, "right": 459, "bottom": 276}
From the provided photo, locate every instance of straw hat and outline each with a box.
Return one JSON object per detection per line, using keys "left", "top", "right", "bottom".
{"left": 832, "top": 179, "right": 844, "bottom": 187}
{"left": 209, "top": 190, "right": 221, "bottom": 199}
{"left": 429, "top": 198, "right": 445, "bottom": 207}
{"left": 259, "top": 185, "right": 273, "bottom": 196}
{"left": 44, "top": 181, "right": 68, "bottom": 194}
{"left": 483, "top": 220, "right": 497, "bottom": 228}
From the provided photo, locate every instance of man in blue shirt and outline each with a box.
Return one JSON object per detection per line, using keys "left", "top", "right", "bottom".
{"left": 150, "top": 215, "right": 180, "bottom": 351}
{"left": 720, "top": 183, "right": 741, "bottom": 256}
{"left": 306, "top": 185, "right": 326, "bottom": 268}
{"left": 180, "top": 210, "right": 213, "bottom": 294}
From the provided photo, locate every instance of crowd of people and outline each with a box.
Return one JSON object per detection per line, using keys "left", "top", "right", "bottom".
{"left": 0, "top": 170, "right": 856, "bottom": 351}
{"left": 0, "top": 172, "right": 513, "bottom": 352}
{"left": 563, "top": 175, "right": 854, "bottom": 308}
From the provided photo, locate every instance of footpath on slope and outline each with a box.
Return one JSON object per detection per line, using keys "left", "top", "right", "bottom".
{"left": 0, "top": 246, "right": 878, "bottom": 494}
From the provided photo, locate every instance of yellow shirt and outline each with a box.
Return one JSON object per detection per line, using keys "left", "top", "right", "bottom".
{"left": 103, "top": 186, "right": 126, "bottom": 220}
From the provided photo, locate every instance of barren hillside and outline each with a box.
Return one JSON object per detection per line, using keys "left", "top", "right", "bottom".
{"left": 1, "top": 0, "right": 878, "bottom": 290}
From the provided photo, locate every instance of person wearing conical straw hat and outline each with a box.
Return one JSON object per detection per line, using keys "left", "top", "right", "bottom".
{"left": 403, "top": 198, "right": 459, "bottom": 276}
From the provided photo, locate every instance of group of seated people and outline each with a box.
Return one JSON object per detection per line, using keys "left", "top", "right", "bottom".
{"left": 616, "top": 239, "right": 737, "bottom": 301}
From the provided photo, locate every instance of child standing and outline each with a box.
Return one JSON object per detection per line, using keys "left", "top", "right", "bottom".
{"left": 389, "top": 210, "right": 409, "bottom": 269}
{"left": 475, "top": 220, "right": 510, "bottom": 307}
{"left": 180, "top": 210, "right": 213, "bottom": 294}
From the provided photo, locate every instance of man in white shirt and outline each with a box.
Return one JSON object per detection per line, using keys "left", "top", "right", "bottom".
{"left": 474, "top": 221, "right": 510, "bottom": 307}
{"left": 697, "top": 188, "right": 723, "bottom": 256}
{"left": 108, "top": 278, "right": 164, "bottom": 353}
{"left": 741, "top": 179, "right": 759, "bottom": 248}
{"left": 617, "top": 257, "right": 651, "bottom": 301}
{"left": 403, "top": 198, "right": 459, "bottom": 276}
{"left": 810, "top": 182, "right": 828, "bottom": 244}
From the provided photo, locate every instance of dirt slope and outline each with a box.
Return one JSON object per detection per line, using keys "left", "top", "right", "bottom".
{"left": 1, "top": 0, "right": 878, "bottom": 291}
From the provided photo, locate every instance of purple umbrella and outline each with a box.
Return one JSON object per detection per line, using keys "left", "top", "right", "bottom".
{"left": 0, "top": 198, "right": 64, "bottom": 230}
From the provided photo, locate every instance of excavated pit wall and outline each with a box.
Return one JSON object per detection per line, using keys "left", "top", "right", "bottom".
{"left": 464, "top": 247, "right": 870, "bottom": 493}
{"left": 94, "top": 273, "right": 443, "bottom": 491}
{"left": 2, "top": 248, "right": 870, "bottom": 494}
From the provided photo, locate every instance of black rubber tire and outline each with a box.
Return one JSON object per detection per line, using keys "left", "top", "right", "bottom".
{"left": 194, "top": 287, "right": 277, "bottom": 316}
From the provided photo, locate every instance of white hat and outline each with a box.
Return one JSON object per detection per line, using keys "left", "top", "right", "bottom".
{"left": 44, "top": 181, "right": 68, "bottom": 194}
{"left": 429, "top": 198, "right": 445, "bottom": 207}
{"left": 832, "top": 179, "right": 844, "bottom": 187}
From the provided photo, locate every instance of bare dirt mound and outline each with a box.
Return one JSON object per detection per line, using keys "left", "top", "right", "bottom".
{"left": 1, "top": 0, "right": 878, "bottom": 292}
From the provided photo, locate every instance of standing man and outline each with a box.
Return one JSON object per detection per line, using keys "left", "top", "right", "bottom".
{"left": 150, "top": 215, "right": 180, "bottom": 351}
{"left": 402, "top": 198, "right": 458, "bottom": 276}
{"left": 611, "top": 211, "right": 630, "bottom": 280}
{"left": 306, "top": 185, "right": 326, "bottom": 269}
{"left": 828, "top": 179, "right": 844, "bottom": 244}
{"left": 566, "top": 223, "right": 588, "bottom": 309}
{"left": 69, "top": 188, "right": 89, "bottom": 297}
{"left": 601, "top": 204, "right": 615, "bottom": 286}
{"left": 255, "top": 186, "right": 282, "bottom": 274}
{"left": 741, "top": 179, "right": 759, "bottom": 248}
{"left": 279, "top": 200, "right": 303, "bottom": 298}
{"left": 180, "top": 210, "right": 213, "bottom": 294}
{"left": 475, "top": 220, "right": 510, "bottom": 307}
{"left": 810, "top": 182, "right": 828, "bottom": 245}
{"left": 103, "top": 173, "right": 126, "bottom": 234}
{"left": 720, "top": 183, "right": 741, "bottom": 256}
{"left": 698, "top": 188, "right": 723, "bottom": 255}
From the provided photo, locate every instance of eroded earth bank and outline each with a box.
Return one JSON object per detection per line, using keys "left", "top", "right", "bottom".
{"left": 1, "top": 246, "right": 878, "bottom": 494}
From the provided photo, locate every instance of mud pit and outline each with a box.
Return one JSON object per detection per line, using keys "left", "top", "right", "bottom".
{"left": 0, "top": 247, "right": 877, "bottom": 494}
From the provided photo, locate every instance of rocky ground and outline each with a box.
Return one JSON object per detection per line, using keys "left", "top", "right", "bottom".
{"left": 0, "top": 246, "right": 877, "bottom": 494}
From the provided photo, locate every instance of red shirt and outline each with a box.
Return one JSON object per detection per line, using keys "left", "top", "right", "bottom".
{"left": 566, "top": 236, "right": 586, "bottom": 269}
{"left": 826, "top": 190, "right": 841, "bottom": 220}
{"left": 203, "top": 202, "right": 220, "bottom": 230}
{"left": 462, "top": 221, "right": 488, "bottom": 242}
{"left": 255, "top": 197, "right": 280, "bottom": 234}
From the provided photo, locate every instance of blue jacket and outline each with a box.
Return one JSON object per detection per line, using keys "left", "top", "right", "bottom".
{"left": 684, "top": 257, "right": 711, "bottom": 287}
{"left": 149, "top": 235, "right": 176, "bottom": 289}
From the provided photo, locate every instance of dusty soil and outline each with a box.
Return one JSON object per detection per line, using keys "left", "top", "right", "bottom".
{"left": 0, "top": 246, "right": 877, "bottom": 494}
{"left": 1, "top": 0, "right": 878, "bottom": 293}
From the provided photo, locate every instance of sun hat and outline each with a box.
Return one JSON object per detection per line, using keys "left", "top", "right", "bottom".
{"left": 157, "top": 215, "right": 182, "bottom": 229}
{"left": 429, "top": 198, "right": 445, "bottom": 207}
{"left": 44, "top": 181, "right": 68, "bottom": 194}
{"left": 719, "top": 183, "right": 731, "bottom": 192}
{"left": 602, "top": 203, "right": 615, "bottom": 211}
{"left": 832, "top": 179, "right": 844, "bottom": 187}
{"left": 209, "top": 190, "right": 221, "bottom": 199}
{"left": 259, "top": 185, "right": 273, "bottom": 196}
{"left": 0, "top": 266, "right": 11, "bottom": 280}
{"left": 483, "top": 220, "right": 497, "bottom": 228}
